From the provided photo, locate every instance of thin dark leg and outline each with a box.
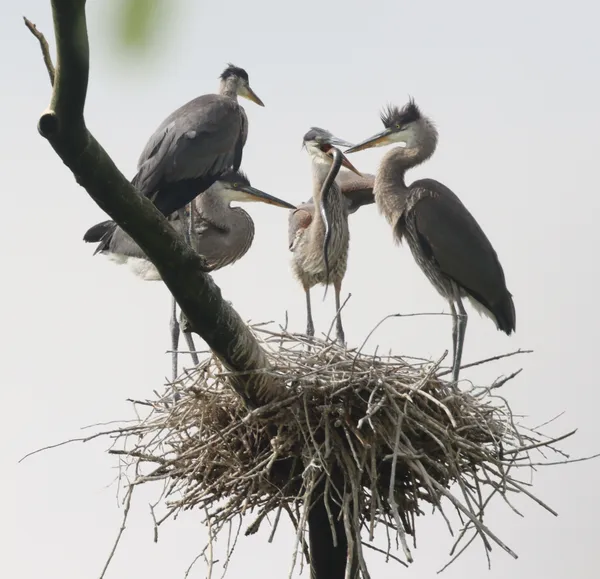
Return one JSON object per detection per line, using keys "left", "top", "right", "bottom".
{"left": 305, "top": 288, "right": 315, "bottom": 337}
{"left": 170, "top": 296, "right": 180, "bottom": 382}
{"left": 177, "top": 207, "right": 192, "bottom": 245}
{"left": 174, "top": 205, "right": 199, "bottom": 367}
{"left": 333, "top": 280, "right": 346, "bottom": 346}
{"left": 452, "top": 296, "right": 468, "bottom": 383}
{"left": 449, "top": 300, "right": 458, "bottom": 366}
{"left": 180, "top": 310, "right": 200, "bottom": 366}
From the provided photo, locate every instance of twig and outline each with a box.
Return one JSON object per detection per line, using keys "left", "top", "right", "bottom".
{"left": 99, "top": 478, "right": 135, "bottom": 579}
{"left": 23, "top": 17, "right": 55, "bottom": 84}
{"left": 31, "top": 320, "right": 589, "bottom": 578}
{"left": 437, "top": 349, "right": 533, "bottom": 377}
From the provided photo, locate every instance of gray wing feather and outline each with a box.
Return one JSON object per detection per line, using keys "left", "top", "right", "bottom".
{"left": 336, "top": 170, "right": 376, "bottom": 214}
{"left": 412, "top": 179, "right": 509, "bottom": 309}
{"left": 106, "top": 215, "right": 243, "bottom": 273}
{"left": 288, "top": 204, "right": 314, "bottom": 251}
{"left": 105, "top": 226, "right": 148, "bottom": 260}
{"left": 132, "top": 94, "right": 244, "bottom": 196}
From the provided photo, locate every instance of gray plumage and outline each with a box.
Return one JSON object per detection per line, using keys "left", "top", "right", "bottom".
{"left": 87, "top": 169, "right": 296, "bottom": 280}
{"left": 289, "top": 128, "right": 368, "bottom": 345}
{"left": 345, "top": 100, "right": 515, "bottom": 382}
{"left": 85, "top": 64, "right": 264, "bottom": 252}
{"left": 288, "top": 169, "right": 374, "bottom": 251}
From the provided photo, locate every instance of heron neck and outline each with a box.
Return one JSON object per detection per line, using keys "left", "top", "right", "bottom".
{"left": 374, "top": 147, "right": 423, "bottom": 227}
{"left": 311, "top": 160, "right": 348, "bottom": 258}
{"left": 312, "top": 161, "right": 345, "bottom": 211}
{"left": 219, "top": 78, "right": 240, "bottom": 100}
{"left": 195, "top": 189, "right": 233, "bottom": 230}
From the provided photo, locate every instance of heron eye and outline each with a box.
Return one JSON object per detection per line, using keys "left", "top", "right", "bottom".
{"left": 232, "top": 182, "right": 239, "bottom": 188}
{"left": 396, "top": 124, "right": 402, "bottom": 130}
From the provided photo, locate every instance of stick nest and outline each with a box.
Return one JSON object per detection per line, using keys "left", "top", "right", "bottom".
{"left": 107, "top": 324, "right": 569, "bottom": 576}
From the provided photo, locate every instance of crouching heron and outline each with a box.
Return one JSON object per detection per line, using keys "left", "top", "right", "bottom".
{"left": 85, "top": 169, "right": 295, "bottom": 379}
{"left": 345, "top": 100, "right": 515, "bottom": 381}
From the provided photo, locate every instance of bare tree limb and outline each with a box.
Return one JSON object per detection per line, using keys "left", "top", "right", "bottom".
{"left": 25, "top": 0, "right": 284, "bottom": 408}
{"left": 23, "top": 16, "right": 55, "bottom": 85}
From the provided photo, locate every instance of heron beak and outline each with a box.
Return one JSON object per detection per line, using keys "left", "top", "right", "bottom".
{"left": 328, "top": 136, "right": 355, "bottom": 149}
{"left": 321, "top": 144, "right": 362, "bottom": 176}
{"left": 240, "top": 85, "right": 265, "bottom": 107}
{"left": 338, "top": 152, "right": 362, "bottom": 176}
{"left": 239, "top": 186, "right": 296, "bottom": 209}
{"left": 344, "top": 129, "right": 395, "bottom": 153}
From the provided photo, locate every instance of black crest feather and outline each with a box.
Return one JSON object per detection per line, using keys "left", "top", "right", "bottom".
{"left": 219, "top": 168, "right": 250, "bottom": 187}
{"left": 220, "top": 63, "right": 249, "bottom": 82}
{"left": 380, "top": 98, "right": 422, "bottom": 128}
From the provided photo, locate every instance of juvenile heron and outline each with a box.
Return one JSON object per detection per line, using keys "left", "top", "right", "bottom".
{"left": 88, "top": 63, "right": 264, "bottom": 253}
{"left": 86, "top": 169, "right": 296, "bottom": 278}
{"left": 345, "top": 100, "right": 515, "bottom": 381}
{"left": 85, "top": 169, "right": 295, "bottom": 379}
{"left": 288, "top": 128, "right": 364, "bottom": 345}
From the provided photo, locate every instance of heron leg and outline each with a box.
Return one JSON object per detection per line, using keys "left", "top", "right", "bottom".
{"left": 305, "top": 287, "right": 315, "bottom": 338}
{"left": 174, "top": 206, "right": 200, "bottom": 368}
{"left": 179, "top": 309, "right": 200, "bottom": 366}
{"left": 177, "top": 207, "right": 193, "bottom": 245}
{"left": 449, "top": 300, "right": 458, "bottom": 366}
{"left": 452, "top": 296, "right": 468, "bottom": 383}
{"left": 333, "top": 280, "right": 346, "bottom": 346}
{"left": 170, "top": 295, "right": 180, "bottom": 382}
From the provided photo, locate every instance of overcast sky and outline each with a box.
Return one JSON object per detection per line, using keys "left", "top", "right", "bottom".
{"left": 3, "top": 0, "right": 600, "bottom": 577}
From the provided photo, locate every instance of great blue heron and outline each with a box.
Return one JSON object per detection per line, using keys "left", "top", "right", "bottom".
{"left": 84, "top": 62, "right": 263, "bottom": 379}
{"left": 345, "top": 100, "right": 515, "bottom": 382}
{"left": 85, "top": 169, "right": 295, "bottom": 379}
{"left": 87, "top": 63, "right": 264, "bottom": 252}
{"left": 288, "top": 128, "right": 365, "bottom": 345}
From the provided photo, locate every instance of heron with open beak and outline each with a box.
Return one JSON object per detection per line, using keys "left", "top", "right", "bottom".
{"left": 289, "top": 128, "right": 363, "bottom": 345}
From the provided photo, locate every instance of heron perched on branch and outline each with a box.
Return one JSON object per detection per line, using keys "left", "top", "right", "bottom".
{"left": 84, "top": 63, "right": 263, "bottom": 379}
{"left": 85, "top": 169, "right": 295, "bottom": 379}
{"left": 87, "top": 63, "right": 264, "bottom": 250}
{"left": 288, "top": 128, "right": 366, "bottom": 345}
{"left": 345, "top": 100, "right": 515, "bottom": 381}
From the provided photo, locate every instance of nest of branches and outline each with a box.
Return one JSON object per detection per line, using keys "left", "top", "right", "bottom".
{"left": 105, "top": 323, "right": 570, "bottom": 576}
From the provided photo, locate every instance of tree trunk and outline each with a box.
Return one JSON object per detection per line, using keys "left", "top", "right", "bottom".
{"left": 308, "top": 472, "right": 357, "bottom": 579}
{"left": 32, "top": 0, "right": 282, "bottom": 408}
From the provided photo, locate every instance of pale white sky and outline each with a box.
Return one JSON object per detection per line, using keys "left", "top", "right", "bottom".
{"left": 3, "top": 0, "right": 600, "bottom": 577}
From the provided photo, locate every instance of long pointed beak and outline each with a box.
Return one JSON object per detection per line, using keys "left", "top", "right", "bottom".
{"left": 242, "top": 85, "right": 265, "bottom": 107}
{"left": 344, "top": 128, "right": 394, "bottom": 154}
{"left": 328, "top": 136, "right": 355, "bottom": 148}
{"left": 239, "top": 186, "right": 296, "bottom": 209}
{"left": 325, "top": 148, "right": 362, "bottom": 176}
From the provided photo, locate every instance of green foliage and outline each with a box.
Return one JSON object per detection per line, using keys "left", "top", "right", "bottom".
{"left": 115, "top": 0, "right": 172, "bottom": 51}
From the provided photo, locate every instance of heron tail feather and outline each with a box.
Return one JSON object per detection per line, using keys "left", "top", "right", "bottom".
{"left": 83, "top": 220, "right": 117, "bottom": 255}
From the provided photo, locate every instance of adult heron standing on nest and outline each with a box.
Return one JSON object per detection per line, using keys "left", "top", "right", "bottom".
{"left": 345, "top": 100, "right": 515, "bottom": 382}
{"left": 85, "top": 170, "right": 295, "bottom": 378}
{"left": 288, "top": 128, "right": 365, "bottom": 346}
{"left": 83, "top": 63, "right": 264, "bottom": 379}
